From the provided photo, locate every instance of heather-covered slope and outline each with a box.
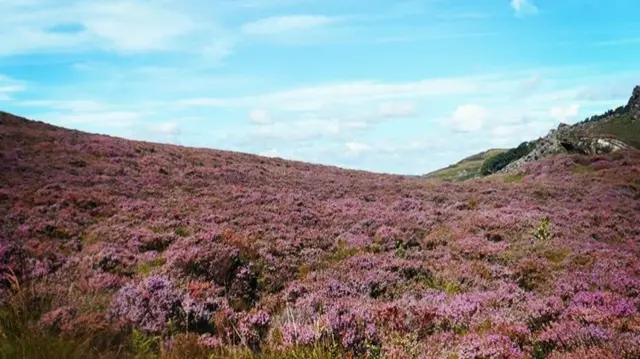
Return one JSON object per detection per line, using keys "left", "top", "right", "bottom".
{"left": 1, "top": 111, "right": 640, "bottom": 358}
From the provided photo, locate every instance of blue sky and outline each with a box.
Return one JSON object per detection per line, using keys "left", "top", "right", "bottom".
{"left": 1, "top": 0, "right": 639, "bottom": 175}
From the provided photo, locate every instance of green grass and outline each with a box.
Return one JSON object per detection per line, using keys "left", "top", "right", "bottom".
{"left": 589, "top": 113, "right": 640, "bottom": 149}
{"left": 174, "top": 226, "right": 190, "bottom": 237}
{"left": 572, "top": 165, "right": 595, "bottom": 175}
{"left": 424, "top": 148, "right": 507, "bottom": 182}
{"left": 136, "top": 258, "right": 167, "bottom": 276}
{"left": 503, "top": 173, "right": 525, "bottom": 183}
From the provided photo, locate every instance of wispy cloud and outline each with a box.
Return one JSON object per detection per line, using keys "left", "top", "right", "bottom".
{"left": 17, "top": 100, "right": 105, "bottom": 112}
{"left": 241, "top": 15, "right": 340, "bottom": 35}
{"left": 176, "top": 75, "right": 492, "bottom": 110}
{"left": 378, "top": 102, "right": 418, "bottom": 118}
{"left": 593, "top": 36, "right": 640, "bottom": 46}
{"left": 376, "top": 32, "right": 497, "bottom": 44}
{"left": 0, "top": 75, "right": 27, "bottom": 101}
{"left": 549, "top": 103, "right": 580, "bottom": 122}
{"left": 511, "top": 0, "right": 538, "bottom": 17}
{"left": 0, "top": 0, "right": 232, "bottom": 58}
{"left": 248, "top": 109, "right": 273, "bottom": 124}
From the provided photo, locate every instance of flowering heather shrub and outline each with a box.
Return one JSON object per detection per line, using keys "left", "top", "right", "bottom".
{"left": 457, "top": 334, "right": 525, "bottom": 359}
{"left": 537, "top": 321, "right": 614, "bottom": 352}
{"left": 93, "top": 246, "right": 135, "bottom": 274}
{"left": 167, "top": 238, "right": 241, "bottom": 285}
{"left": 237, "top": 310, "right": 272, "bottom": 350}
{"left": 326, "top": 301, "right": 379, "bottom": 353}
{"left": 109, "top": 275, "right": 184, "bottom": 333}
{"left": 1, "top": 114, "right": 640, "bottom": 357}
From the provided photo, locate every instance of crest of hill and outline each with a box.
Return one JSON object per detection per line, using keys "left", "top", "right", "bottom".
{"left": 0, "top": 111, "right": 416, "bottom": 188}
{"left": 423, "top": 148, "right": 507, "bottom": 181}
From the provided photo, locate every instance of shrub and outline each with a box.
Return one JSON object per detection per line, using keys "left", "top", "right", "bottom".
{"left": 109, "top": 275, "right": 184, "bottom": 334}
{"left": 513, "top": 259, "right": 548, "bottom": 291}
{"left": 533, "top": 217, "right": 553, "bottom": 241}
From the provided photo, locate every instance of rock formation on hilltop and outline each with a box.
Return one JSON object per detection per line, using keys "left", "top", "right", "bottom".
{"left": 630, "top": 85, "right": 640, "bottom": 120}
{"left": 427, "top": 85, "right": 640, "bottom": 179}
{"left": 502, "top": 121, "right": 630, "bottom": 173}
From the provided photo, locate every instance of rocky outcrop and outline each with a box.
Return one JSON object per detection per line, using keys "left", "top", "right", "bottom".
{"left": 502, "top": 122, "right": 631, "bottom": 173}
{"left": 629, "top": 86, "right": 640, "bottom": 121}
{"left": 569, "top": 137, "right": 629, "bottom": 155}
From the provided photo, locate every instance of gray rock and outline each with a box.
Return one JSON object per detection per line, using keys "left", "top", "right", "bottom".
{"left": 629, "top": 86, "right": 640, "bottom": 121}
{"left": 501, "top": 125, "right": 630, "bottom": 174}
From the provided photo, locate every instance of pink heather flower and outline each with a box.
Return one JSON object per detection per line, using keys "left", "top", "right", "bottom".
{"left": 457, "top": 334, "right": 525, "bottom": 359}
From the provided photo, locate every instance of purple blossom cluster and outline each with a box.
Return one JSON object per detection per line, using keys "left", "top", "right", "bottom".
{"left": 1, "top": 113, "right": 640, "bottom": 356}
{"left": 109, "top": 275, "right": 185, "bottom": 333}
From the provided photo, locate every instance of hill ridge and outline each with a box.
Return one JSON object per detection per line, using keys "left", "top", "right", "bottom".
{"left": 426, "top": 85, "right": 640, "bottom": 180}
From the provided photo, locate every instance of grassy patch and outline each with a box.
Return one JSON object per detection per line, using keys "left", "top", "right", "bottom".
{"left": 174, "top": 226, "right": 190, "bottom": 237}
{"left": 540, "top": 248, "right": 569, "bottom": 264}
{"left": 136, "top": 258, "right": 167, "bottom": 276}
{"left": 590, "top": 113, "right": 640, "bottom": 149}
{"left": 325, "top": 240, "right": 359, "bottom": 262}
{"left": 503, "top": 173, "right": 525, "bottom": 183}
{"left": 424, "top": 149, "right": 507, "bottom": 182}
{"left": 572, "top": 165, "right": 595, "bottom": 175}
{"left": 150, "top": 226, "right": 168, "bottom": 234}
{"left": 80, "top": 231, "right": 100, "bottom": 245}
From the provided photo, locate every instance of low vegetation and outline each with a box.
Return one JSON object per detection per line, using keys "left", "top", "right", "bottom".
{"left": 1, "top": 111, "right": 640, "bottom": 358}
{"left": 424, "top": 149, "right": 507, "bottom": 181}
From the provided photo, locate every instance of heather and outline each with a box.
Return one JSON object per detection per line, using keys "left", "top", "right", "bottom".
{"left": 1, "top": 112, "right": 639, "bottom": 358}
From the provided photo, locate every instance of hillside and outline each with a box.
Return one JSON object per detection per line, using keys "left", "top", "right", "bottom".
{"left": 1, "top": 111, "right": 640, "bottom": 358}
{"left": 424, "top": 149, "right": 507, "bottom": 181}
{"left": 429, "top": 85, "right": 640, "bottom": 180}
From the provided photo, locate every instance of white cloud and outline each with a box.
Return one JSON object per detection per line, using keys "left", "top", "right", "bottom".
{"left": 177, "top": 75, "right": 487, "bottom": 110}
{"left": 241, "top": 15, "right": 338, "bottom": 35}
{"left": 249, "top": 109, "right": 272, "bottom": 124}
{"left": 249, "top": 118, "right": 342, "bottom": 142}
{"left": 345, "top": 142, "right": 370, "bottom": 156}
{"left": 378, "top": 102, "right": 417, "bottom": 118}
{"left": 0, "top": 75, "right": 27, "bottom": 100}
{"left": 151, "top": 122, "right": 181, "bottom": 135}
{"left": 515, "top": 74, "right": 542, "bottom": 98}
{"left": 511, "top": 0, "right": 538, "bottom": 17}
{"left": 450, "top": 104, "right": 488, "bottom": 132}
{"left": 45, "top": 111, "right": 143, "bottom": 128}
{"left": 549, "top": 104, "right": 580, "bottom": 122}
{"left": 149, "top": 121, "right": 181, "bottom": 144}
{"left": 77, "top": 2, "right": 197, "bottom": 52}
{"left": 489, "top": 120, "right": 555, "bottom": 146}
{"left": 0, "top": 0, "right": 233, "bottom": 58}
{"left": 259, "top": 148, "right": 280, "bottom": 158}
{"left": 18, "top": 100, "right": 105, "bottom": 112}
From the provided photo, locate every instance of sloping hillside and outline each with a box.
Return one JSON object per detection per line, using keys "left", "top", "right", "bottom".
{"left": 1, "top": 111, "right": 640, "bottom": 358}
{"left": 424, "top": 149, "right": 507, "bottom": 181}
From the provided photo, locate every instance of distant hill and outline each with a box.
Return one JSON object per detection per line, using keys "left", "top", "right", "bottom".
{"left": 427, "top": 85, "right": 640, "bottom": 180}
{"left": 424, "top": 148, "right": 507, "bottom": 181}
